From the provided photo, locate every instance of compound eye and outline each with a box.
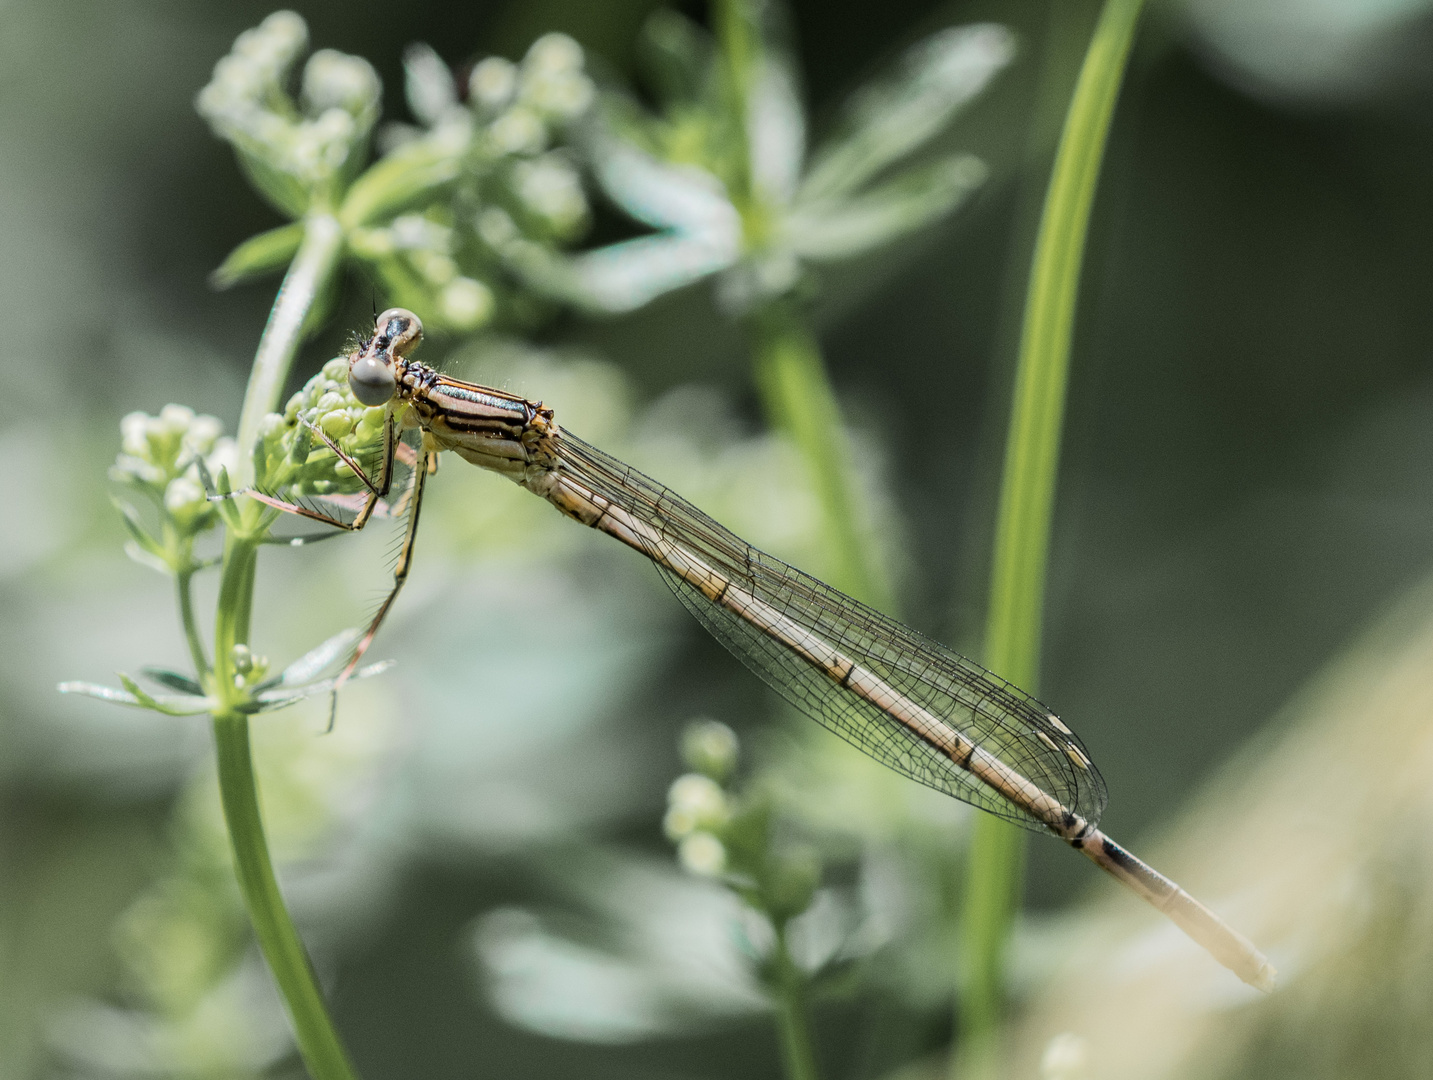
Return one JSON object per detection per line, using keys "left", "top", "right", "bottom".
{"left": 376, "top": 307, "right": 423, "bottom": 356}
{"left": 349, "top": 353, "right": 396, "bottom": 406}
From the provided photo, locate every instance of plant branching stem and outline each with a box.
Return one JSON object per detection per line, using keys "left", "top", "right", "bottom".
{"left": 955, "top": 0, "right": 1146, "bottom": 1076}
{"left": 210, "top": 213, "right": 358, "bottom": 1080}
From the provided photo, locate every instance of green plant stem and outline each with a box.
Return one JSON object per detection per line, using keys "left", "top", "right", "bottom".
{"left": 234, "top": 213, "right": 344, "bottom": 487}
{"left": 749, "top": 301, "right": 889, "bottom": 610}
{"left": 176, "top": 566, "right": 208, "bottom": 677}
{"left": 955, "top": 0, "right": 1146, "bottom": 1076}
{"left": 771, "top": 925, "right": 820, "bottom": 1080}
{"left": 210, "top": 212, "right": 357, "bottom": 1079}
{"left": 212, "top": 704, "right": 358, "bottom": 1079}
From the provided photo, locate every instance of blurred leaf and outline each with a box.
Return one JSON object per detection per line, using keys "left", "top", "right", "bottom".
{"left": 800, "top": 23, "right": 1014, "bottom": 203}
{"left": 210, "top": 222, "right": 304, "bottom": 289}
{"left": 507, "top": 229, "right": 738, "bottom": 313}
{"left": 56, "top": 678, "right": 217, "bottom": 716}
{"left": 250, "top": 659, "right": 394, "bottom": 711}
{"left": 139, "top": 668, "right": 205, "bottom": 696}
{"left": 232, "top": 146, "right": 312, "bottom": 220}
{"left": 637, "top": 9, "right": 714, "bottom": 105}
{"left": 339, "top": 136, "right": 463, "bottom": 229}
{"left": 746, "top": 53, "right": 805, "bottom": 207}
{"left": 265, "top": 627, "right": 362, "bottom": 689}
{"left": 787, "top": 154, "right": 987, "bottom": 261}
{"left": 586, "top": 131, "right": 740, "bottom": 234}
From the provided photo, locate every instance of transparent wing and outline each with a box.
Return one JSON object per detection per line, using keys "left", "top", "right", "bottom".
{"left": 555, "top": 432, "right": 1107, "bottom": 832}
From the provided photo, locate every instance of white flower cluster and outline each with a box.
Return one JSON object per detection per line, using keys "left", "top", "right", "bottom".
{"left": 196, "top": 11, "right": 379, "bottom": 195}
{"left": 112, "top": 405, "right": 237, "bottom": 533}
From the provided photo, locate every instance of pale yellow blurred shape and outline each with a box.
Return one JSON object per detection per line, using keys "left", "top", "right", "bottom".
{"left": 1007, "top": 571, "right": 1433, "bottom": 1080}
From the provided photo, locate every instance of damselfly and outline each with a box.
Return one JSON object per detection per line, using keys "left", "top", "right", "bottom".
{"left": 251, "top": 309, "right": 1274, "bottom": 991}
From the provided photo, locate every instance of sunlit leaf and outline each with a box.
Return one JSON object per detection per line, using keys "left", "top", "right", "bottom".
{"left": 787, "top": 154, "right": 987, "bottom": 261}
{"left": 269, "top": 627, "right": 362, "bottom": 688}
{"left": 586, "top": 130, "right": 739, "bottom": 234}
{"left": 57, "top": 678, "right": 217, "bottom": 716}
{"left": 746, "top": 53, "right": 805, "bottom": 208}
{"left": 800, "top": 23, "right": 1013, "bottom": 203}
{"left": 210, "top": 222, "right": 304, "bottom": 289}
{"left": 506, "top": 230, "right": 738, "bottom": 313}
{"left": 250, "top": 659, "right": 395, "bottom": 711}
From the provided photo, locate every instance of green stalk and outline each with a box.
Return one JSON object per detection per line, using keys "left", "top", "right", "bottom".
{"left": 750, "top": 302, "right": 889, "bottom": 609}
{"left": 954, "top": 0, "right": 1146, "bottom": 1075}
{"left": 770, "top": 924, "right": 820, "bottom": 1080}
{"left": 176, "top": 566, "right": 209, "bottom": 677}
{"left": 233, "top": 213, "right": 343, "bottom": 487}
{"left": 210, "top": 213, "right": 357, "bottom": 1080}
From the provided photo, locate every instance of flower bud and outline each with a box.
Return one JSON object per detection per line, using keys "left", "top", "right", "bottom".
{"left": 677, "top": 832, "right": 727, "bottom": 877}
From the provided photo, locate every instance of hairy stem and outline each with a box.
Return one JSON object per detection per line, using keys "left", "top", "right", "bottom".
{"left": 955, "top": 0, "right": 1146, "bottom": 1075}
{"left": 749, "top": 302, "right": 890, "bottom": 610}
{"left": 210, "top": 212, "right": 356, "bottom": 1078}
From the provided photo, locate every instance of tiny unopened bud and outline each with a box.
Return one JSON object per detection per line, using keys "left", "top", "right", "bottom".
{"left": 468, "top": 57, "right": 517, "bottom": 112}
{"left": 303, "top": 49, "right": 380, "bottom": 118}
{"left": 667, "top": 773, "right": 728, "bottom": 826}
{"left": 488, "top": 108, "right": 545, "bottom": 155}
{"left": 231, "top": 643, "right": 254, "bottom": 674}
{"left": 681, "top": 719, "right": 739, "bottom": 780}
{"left": 677, "top": 832, "right": 727, "bottom": 877}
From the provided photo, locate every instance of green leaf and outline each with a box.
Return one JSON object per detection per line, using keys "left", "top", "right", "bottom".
{"left": 637, "top": 8, "right": 714, "bottom": 106}
{"left": 234, "top": 145, "right": 311, "bottom": 219}
{"left": 270, "top": 627, "right": 362, "bottom": 688}
{"left": 800, "top": 23, "right": 1013, "bottom": 203}
{"left": 211, "top": 222, "right": 305, "bottom": 289}
{"left": 118, "top": 672, "right": 218, "bottom": 715}
{"left": 339, "top": 136, "right": 463, "bottom": 229}
{"left": 57, "top": 677, "right": 217, "bottom": 715}
{"left": 111, "top": 498, "right": 168, "bottom": 563}
{"left": 140, "top": 667, "right": 205, "bottom": 696}
{"left": 786, "top": 154, "right": 987, "bottom": 261}
{"left": 250, "top": 659, "right": 395, "bottom": 712}
{"left": 746, "top": 52, "right": 805, "bottom": 208}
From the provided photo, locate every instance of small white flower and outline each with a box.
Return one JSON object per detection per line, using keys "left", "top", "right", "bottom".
{"left": 164, "top": 475, "right": 207, "bottom": 516}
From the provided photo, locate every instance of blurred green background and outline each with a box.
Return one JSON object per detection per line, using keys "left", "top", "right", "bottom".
{"left": 5, "top": 0, "right": 1433, "bottom": 1077}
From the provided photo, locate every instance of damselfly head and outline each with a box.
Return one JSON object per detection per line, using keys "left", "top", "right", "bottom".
{"left": 375, "top": 308, "right": 423, "bottom": 357}
{"left": 349, "top": 308, "right": 423, "bottom": 406}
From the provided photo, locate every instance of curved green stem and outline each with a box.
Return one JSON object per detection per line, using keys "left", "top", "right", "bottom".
{"left": 955, "top": 0, "right": 1146, "bottom": 1076}
{"left": 750, "top": 301, "right": 890, "bottom": 610}
{"left": 212, "top": 704, "right": 358, "bottom": 1080}
{"left": 234, "top": 213, "right": 344, "bottom": 487}
{"left": 209, "top": 212, "right": 356, "bottom": 1078}
{"left": 176, "top": 566, "right": 208, "bottom": 677}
